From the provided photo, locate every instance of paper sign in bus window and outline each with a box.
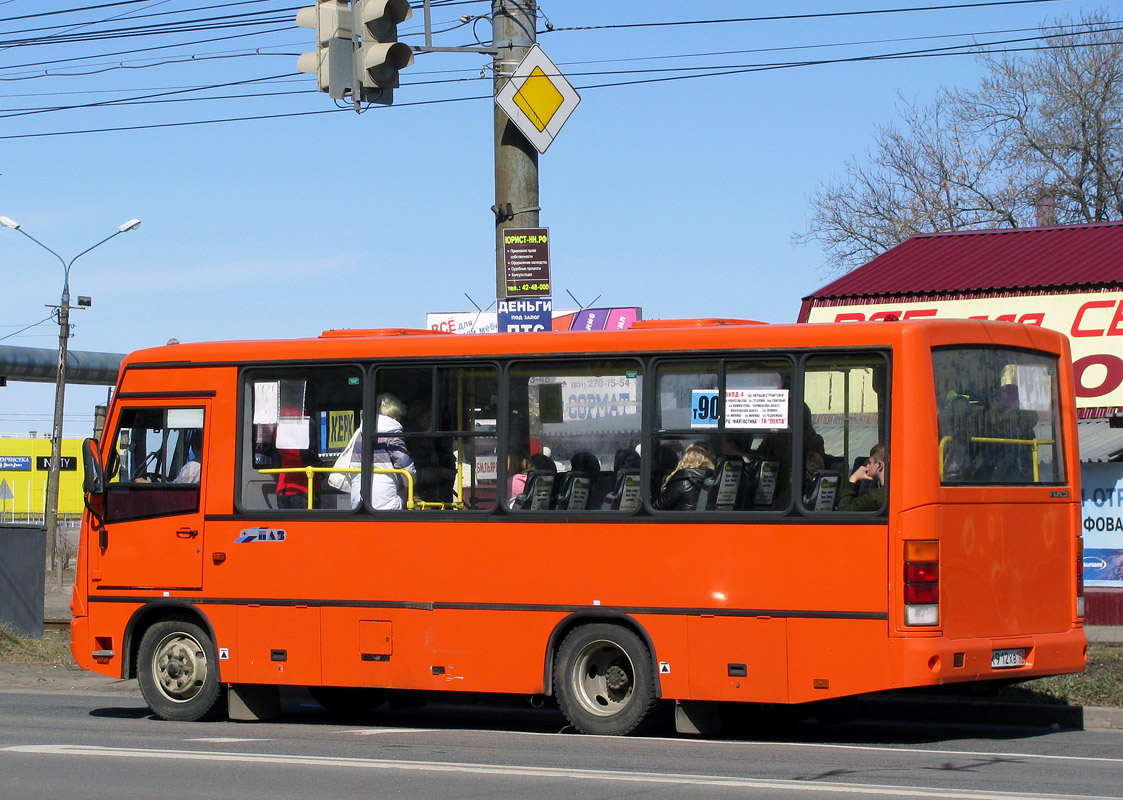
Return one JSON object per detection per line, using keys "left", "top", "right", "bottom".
{"left": 253, "top": 382, "right": 279, "bottom": 425}
{"left": 275, "top": 418, "right": 310, "bottom": 450}
{"left": 1011, "top": 365, "right": 1052, "bottom": 412}
{"left": 725, "top": 389, "right": 789, "bottom": 429}
{"left": 167, "top": 407, "right": 204, "bottom": 430}
{"left": 690, "top": 389, "right": 720, "bottom": 428}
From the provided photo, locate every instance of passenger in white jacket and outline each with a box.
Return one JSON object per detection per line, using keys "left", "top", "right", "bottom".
{"left": 349, "top": 394, "right": 416, "bottom": 510}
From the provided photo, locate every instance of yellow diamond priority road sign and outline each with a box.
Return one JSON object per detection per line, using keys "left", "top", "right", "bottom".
{"left": 495, "top": 44, "right": 579, "bottom": 154}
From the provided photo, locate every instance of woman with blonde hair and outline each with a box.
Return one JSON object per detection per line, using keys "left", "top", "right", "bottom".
{"left": 349, "top": 393, "right": 416, "bottom": 510}
{"left": 653, "top": 442, "right": 715, "bottom": 511}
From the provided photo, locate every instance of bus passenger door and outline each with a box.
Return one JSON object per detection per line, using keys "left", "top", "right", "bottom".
{"left": 92, "top": 404, "right": 208, "bottom": 591}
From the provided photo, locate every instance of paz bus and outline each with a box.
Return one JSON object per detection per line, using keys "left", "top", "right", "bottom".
{"left": 72, "top": 318, "right": 1086, "bottom": 735}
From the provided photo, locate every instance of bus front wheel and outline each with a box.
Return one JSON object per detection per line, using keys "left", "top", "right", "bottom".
{"left": 554, "top": 623, "right": 658, "bottom": 735}
{"left": 137, "top": 619, "right": 222, "bottom": 722}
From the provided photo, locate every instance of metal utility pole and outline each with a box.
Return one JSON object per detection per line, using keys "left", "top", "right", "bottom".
{"left": 0, "top": 216, "right": 140, "bottom": 585}
{"left": 492, "top": 0, "right": 538, "bottom": 299}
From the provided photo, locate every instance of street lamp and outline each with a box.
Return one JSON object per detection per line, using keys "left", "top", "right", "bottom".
{"left": 0, "top": 215, "right": 140, "bottom": 582}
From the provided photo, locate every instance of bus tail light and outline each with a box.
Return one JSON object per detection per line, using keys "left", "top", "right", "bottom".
{"left": 905, "top": 540, "right": 939, "bottom": 626}
{"left": 1076, "top": 538, "right": 1085, "bottom": 619}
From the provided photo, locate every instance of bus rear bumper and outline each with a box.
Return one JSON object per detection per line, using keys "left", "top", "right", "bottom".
{"left": 891, "top": 627, "right": 1088, "bottom": 687}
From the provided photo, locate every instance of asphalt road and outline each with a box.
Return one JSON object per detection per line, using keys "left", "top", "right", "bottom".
{"left": 2, "top": 673, "right": 1123, "bottom": 800}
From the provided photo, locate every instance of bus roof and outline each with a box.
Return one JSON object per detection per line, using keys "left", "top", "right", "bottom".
{"left": 119, "top": 317, "right": 1071, "bottom": 370}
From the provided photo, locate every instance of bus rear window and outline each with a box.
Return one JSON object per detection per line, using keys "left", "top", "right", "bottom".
{"left": 933, "top": 347, "right": 1064, "bottom": 485}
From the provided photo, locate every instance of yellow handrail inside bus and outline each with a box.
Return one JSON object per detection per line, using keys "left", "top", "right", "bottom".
{"left": 938, "top": 435, "right": 1055, "bottom": 482}
{"left": 257, "top": 466, "right": 461, "bottom": 510}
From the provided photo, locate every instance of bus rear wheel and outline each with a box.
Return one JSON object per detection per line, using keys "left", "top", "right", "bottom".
{"left": 137, "top": 619, "right": 222, "bottom": 722}
{"left": 554, "top": 623, "right": 658, "bottom": 736}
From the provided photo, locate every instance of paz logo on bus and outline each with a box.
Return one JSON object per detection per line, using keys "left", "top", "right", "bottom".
{"left": 235, "top": 528, "right": 287, "bottom": 543}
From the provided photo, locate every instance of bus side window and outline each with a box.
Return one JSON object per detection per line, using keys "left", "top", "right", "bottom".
{"left": 370, "top": 364, "right": 499, "bottom": 511}
{"left": 241, "top": 366, "right": 363, "bottom": 512}
{"left": 651, "top": 358, "right": 793, "bottom": 512}
{"left": 507, "top": 360, "right": 643, "bottom": 512}
{"left": 801, "top": 354, "right": 888, "bottom": 514}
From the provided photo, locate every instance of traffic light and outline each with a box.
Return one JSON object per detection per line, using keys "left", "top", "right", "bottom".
{"left": 356, "top": 0, "right": 414, "bottom": 105}
{"left": 295, "top": 0, "right": 354, "bottom": 100}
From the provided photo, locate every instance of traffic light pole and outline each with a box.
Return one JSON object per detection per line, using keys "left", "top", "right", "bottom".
{"left": 492, "top": 0, "right": 538, "bottom": 300}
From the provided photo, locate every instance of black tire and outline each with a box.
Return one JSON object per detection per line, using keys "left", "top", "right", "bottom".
{"left": 554, "top": 623, "right": 658, "bottom": 735}
{"left": 309, "top": 686, "right": 387, "bottom": 716}
{"left": 137, "top": 619, "right": 222, "bottom": 722}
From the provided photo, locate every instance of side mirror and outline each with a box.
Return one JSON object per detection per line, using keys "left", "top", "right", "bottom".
{"left": 82, "top": 438, "right": 105, "bottom": 494}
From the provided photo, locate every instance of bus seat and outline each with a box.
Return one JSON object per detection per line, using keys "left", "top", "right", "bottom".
{"left": 555, "top": 471, "right": 593, "bottom": 511}
{"left": 698, "top": 457, "right": 744, "bottom": 510}
{"left": 804, "top": 470, "right": 841, "bottom": 511}
{"left": 600, "top": 468, "right": 641, "bottom": 511}
{"left": 243, "top": 479, "right": 278, "bottom": 510}
{"left": 319, "top": 489, "right": 350, "bottom": 510}
{"left": 737, "top": 455, "right": 763, "bottom": 509}
{"left": 511, "top": 470, "right": 557, "bottom": 511}
{"left": 753, "top": 460, "right": 781, "bottom": 507}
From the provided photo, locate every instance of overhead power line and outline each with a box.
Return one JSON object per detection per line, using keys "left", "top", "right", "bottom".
{"left": 544, "top": 1, "right": 1068, "bottom": 32}
{"left": 0, "top": 0, "right": 1106, "bottom": 140}
{"left": 0, "top": 34, "right": 1112, "bottom": 140}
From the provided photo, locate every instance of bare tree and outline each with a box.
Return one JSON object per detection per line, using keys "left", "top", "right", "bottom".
{"left": 799, "top": 11, "right": 1123, "bottom": 276}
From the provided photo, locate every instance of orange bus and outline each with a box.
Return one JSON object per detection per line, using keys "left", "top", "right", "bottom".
{"left": 72, "top": 318, "right": 1086, "bottom": 735}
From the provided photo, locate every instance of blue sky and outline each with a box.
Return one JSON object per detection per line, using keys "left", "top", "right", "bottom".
{"left": 0, "top": 0, "right": 1115, "bottom": 435}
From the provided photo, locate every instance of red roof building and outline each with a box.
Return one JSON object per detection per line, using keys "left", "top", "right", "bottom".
{"left": 799, "top": 221, "right": 1123, "bottom": 621}
{"left": 800, "top": 222, "right": 1123, "bottom": 308}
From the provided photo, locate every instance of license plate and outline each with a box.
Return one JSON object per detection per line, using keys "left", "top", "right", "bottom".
{"left": 991, "top": 648, "right": 1028, "bottom": 669}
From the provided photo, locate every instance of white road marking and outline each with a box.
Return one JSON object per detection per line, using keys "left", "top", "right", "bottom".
{"left": 736, "top": 740, "right": 1123, "bottom": 765}
{"left": 0, "top": 744, "right": 1114, "bottom": 800}
{"left": 364, "top": 725, "right": 1123, "bottom": 767}
{"left": 184, "top": 737, "right": 272, "bottom": 743}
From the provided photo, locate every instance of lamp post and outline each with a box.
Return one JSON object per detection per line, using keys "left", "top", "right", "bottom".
{"left": 0, "top": 215, "right": 140, "bottom": 583}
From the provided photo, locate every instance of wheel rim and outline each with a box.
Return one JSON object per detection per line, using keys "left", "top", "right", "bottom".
{"left": 571, "top": 638, "right": 635, "bottom": 718}
{"left": 151, "top": 631, "right": 209, "bottom": 704}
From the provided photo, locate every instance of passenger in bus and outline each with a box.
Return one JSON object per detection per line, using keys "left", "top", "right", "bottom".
{"left": 174, "top": 430, "right": 203, "bottom": 484}
{"left": 651, "top": 443, "right": 680, "bottom": 490}
{"left": 984, "top": 383, "right": 1036, "bottom": 482}
{"left": 570, "top": 451, "right": 601, "bottom": 477}
{"left": 349, "top": 394, "right": 417, "bottom": 510}
{"left": 652, "top": 442, "right": 715, "bottom": 511}
{"left": 569, "top": 450, "right": 606, "bottom": 505}
{"left": 530, "top": 453, "right": 557, "bottom": 473}
{"left": 275, "top": 411, "right": 321, "bottom": 510}
{"left": 614, "top": 446, "right": 641, "bottom": 473}
{"left": 838, "top": 443, "right": 887, "bottom": 512}
{"left": 758, "top": 404, "right": 821, "bottom": 502}
{"left": 506, "top": 449, "right": 532, "bottom": 505}
{"left": 802, "top": 448, "right": 826, "bottom": 497}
